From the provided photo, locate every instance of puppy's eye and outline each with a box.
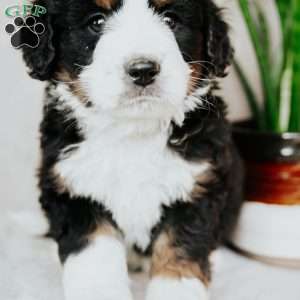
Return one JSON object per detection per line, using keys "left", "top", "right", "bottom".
{"left": 162, "top": 12, "right": 180, "bottom": 30}
{"left": 88, "top": 14, "right": 106, "bottom": 33}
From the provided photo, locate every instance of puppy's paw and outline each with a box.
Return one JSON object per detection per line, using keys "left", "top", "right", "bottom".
{"left": 65, "top": 289, "right": 133, "bottom": 300}
{"left": 146, "top": 277, "right": 209, "bottom": 300}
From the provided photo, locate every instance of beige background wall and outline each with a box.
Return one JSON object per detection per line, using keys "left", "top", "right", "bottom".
{"left": 0, "top": 0, "right": 277, "bottom": 211}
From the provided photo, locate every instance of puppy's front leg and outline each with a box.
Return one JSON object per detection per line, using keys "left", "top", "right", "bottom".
{"left": 146, "top": 231, "right": 209, "bottom": 300}
{"left": 62, "top": 224, "right": 133, "bottom": 300}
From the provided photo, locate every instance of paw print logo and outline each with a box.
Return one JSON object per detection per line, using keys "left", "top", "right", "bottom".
{"left": 5, "top": 16, "right": 45, "bottom": 49}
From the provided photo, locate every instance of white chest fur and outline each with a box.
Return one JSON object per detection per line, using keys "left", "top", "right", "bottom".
{"left": 56, "top": 118, "right": 209, "bottom": 249}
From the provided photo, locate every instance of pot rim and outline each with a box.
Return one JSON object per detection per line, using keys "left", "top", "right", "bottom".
{"left": 233, "top": 121, "right": 300, "bottom": 141}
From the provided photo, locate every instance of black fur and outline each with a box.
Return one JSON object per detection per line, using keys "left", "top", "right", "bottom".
{"left": 22, "top": 0, "right": 55, "bottom": 80}
{"left": 39, "top": 86, "right": 118, "bottom": 262}
{"left": 23, "top": 0, "right": 233, "bottom": 81}
{"left": 22, "top": 0, "right": 243, "bottom": 282}
{"left": 154, "top": 96, "right": 243, "bottom": 278}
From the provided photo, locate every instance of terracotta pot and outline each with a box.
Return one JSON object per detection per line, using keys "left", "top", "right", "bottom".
{"left": 234, "top": 121, "right": 300, "bottom": 205}
{"left": 231, "top": 121, "right": 300, "bottom": 266}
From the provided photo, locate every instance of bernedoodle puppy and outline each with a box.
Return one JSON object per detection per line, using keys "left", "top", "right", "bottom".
{"left": 20, "top": 0, "right": 243, "bottom": 299}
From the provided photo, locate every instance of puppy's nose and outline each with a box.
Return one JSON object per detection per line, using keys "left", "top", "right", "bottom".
{"left": 126, "top": 59, "right": 160, "bottom": 87}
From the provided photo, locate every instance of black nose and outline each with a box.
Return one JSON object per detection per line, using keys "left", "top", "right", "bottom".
{"left": 126, "top": 59, "right": 160, "bottom": 87}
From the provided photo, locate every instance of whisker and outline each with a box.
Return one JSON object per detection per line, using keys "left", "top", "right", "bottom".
{"left": 186, "top": 95, "right": 210, "bottom": 112}
{"left": 188, "top": 64, "right": 211, "bottom": 75}
{"left": 187, "top": 60, "right": 217, "bottom": 67}
{"left": 53, "top": 79, "right": 79, "bottom": 85}
{"left": 191, "top": 65, "right": 212, "bottom": 74}
{"left": 74, "top": 63, "right": 86, "bottom": 68}
{"left": 189, "top": 77, "right": 213, "bottom": 83}
{"left": 187, "top": 60, "right": 217, "bottom": 74}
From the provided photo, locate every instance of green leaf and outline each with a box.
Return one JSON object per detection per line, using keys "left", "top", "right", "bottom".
{"left": 238, "top": 0, "right": 278, "bottom": 131}
{"left": 279, "top": 53, "right": 293, "bottom": 132}
{"left": 277, "top": 0, "right": 292, "bottom": 30}
{"left": 236, "top": 0, "right": 300, "bottom": 133}
{"left": 253, "top": 1, "right": 271, "bottom": 68}
{"left": 289, "top": 0, "right": 300, "bottom": 132}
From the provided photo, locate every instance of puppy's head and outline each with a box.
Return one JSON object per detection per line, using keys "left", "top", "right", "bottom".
{"left": 23, "top": 0, "right": 232, "bottom": 123}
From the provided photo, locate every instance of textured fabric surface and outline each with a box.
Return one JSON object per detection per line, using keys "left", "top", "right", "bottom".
{"left": 0, "top": 210, "right": 299, "bottom": 300}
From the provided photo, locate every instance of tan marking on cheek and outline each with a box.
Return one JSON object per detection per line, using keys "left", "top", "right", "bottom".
{"left": 151, "top": 232, "right": 209, "bottom": 286}
{"left": 70, "top": 81, "right": 90, "bottom": 106}
{"left": 95, "top": 0, "right": 115, "bottom": 9}
{"left": 188, "top": 34, "right": 204, "bottom": 95}
{"left": 188, "top": 63, "right": 202, "bottom": 95}
{"left": 55, "top": 68, "right": 90, "bottom": 106}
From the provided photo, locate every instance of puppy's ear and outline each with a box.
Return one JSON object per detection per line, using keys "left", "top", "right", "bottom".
{"left": 22, "top": 1, "right": 56, "bottom": 81}
{"left": 205, "top": 8, "right": 233, "bottom": 78}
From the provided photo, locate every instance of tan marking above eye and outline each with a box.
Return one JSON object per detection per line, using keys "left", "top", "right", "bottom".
{"left": 152, "top": 0, "right": 174, "bottom": 8}
{"left": 95, "top": 0, "right": 116, "bottom": 10}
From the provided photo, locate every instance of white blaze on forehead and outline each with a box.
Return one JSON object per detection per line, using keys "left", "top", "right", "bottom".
{"left": 108, "top": 0, "right": 180, "bottom": 53}
{"left": 103, "top": 0, "right": 176, "bottom": 66}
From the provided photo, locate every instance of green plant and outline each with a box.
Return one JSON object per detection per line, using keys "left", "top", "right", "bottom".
{"left": 235, "top": 0, "right": 300, "bottom": 132}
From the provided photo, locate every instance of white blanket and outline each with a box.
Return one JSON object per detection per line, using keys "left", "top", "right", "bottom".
{"left": 0, "top": 210, "right": 299, "bottom": 300}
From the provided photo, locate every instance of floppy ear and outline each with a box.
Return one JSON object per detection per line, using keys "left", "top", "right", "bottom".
{"left": 22, "top": 1, "right": 56, "bottom": 81}
{"left": 205, "top": 8, "right": 233, "bottom": 78}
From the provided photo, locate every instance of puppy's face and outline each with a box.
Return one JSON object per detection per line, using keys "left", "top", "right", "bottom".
{"left": 79, "top": 0, "right": 191, "bottom": 120}
{"left": 23, "top": 0, "right": 232, "bottom": 122}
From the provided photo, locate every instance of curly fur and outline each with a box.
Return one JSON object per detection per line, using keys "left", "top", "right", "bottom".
{"left": 20, "top": 0, "right": 243, "bottom": 298}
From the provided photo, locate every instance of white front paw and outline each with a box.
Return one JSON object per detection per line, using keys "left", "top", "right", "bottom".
{"left": 63, "top": 236, "right": 133, "bottom": 300}
{"left": 146, "top": 277, "right": 209, "bottom": 300}
{"left": 64, "top": 286, "right": 133, "bottom": 300}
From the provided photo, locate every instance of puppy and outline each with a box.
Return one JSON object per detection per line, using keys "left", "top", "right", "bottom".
{"left": 21, "top": 0, "right": 243, "bottom": 299}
